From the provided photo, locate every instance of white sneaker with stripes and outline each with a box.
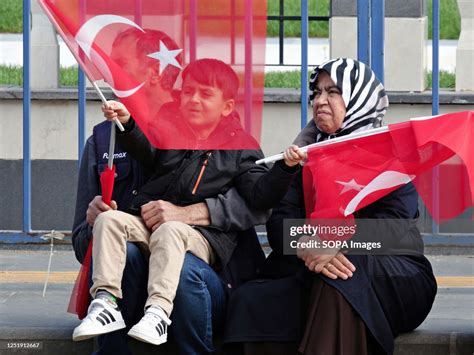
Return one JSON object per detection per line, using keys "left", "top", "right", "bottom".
{"left": 72, "top": 298, "right": 126, "bottom": 341}
{"left": 127, "top": 306, "right": 171, "bottom": 346}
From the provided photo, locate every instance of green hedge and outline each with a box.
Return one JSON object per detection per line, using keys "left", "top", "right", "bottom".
{"left": 265, "top": 69, "right": 455, "bottom": 89}
{"left": 267, "top": 0, "right": 330, "bottom": 38}
{"left": 0, "top": 0, "right": 22, "bottom": 33}
{"left": 0, "top": 65, "right": 78, "bottom": 86}
{"left": 0, "top": 65, "right": 456, "bottom": 89}
{"left": 0, "top": 0, "right": 462, "bottom": 39}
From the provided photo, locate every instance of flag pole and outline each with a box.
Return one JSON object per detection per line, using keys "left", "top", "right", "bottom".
{"left": 256, "top": 126, "right": 389, "bottom": 165}
{"left": 107, "top": 119, "right": 116, "bottom": 169}
{"left": 91, "top": 81, "right": 125, "bottom": 132}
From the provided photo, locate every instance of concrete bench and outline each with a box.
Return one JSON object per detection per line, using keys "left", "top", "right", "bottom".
{"left": 0, "top": 248, "right": 473, "bottom": 354}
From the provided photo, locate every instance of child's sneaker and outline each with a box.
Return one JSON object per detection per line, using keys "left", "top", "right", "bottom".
{"left": 127, "top": 306, "right": 171, "bottom": 345}
{"left": 72, "top": 298, "right": 126, "bottom": 341}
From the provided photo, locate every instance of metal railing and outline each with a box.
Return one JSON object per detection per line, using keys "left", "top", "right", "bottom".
{"left": 23, "top": 0, "right": 31, "bottom": 233}
{"left": 266, "top": 0, "right": 330, "bottom": 67}
{"left": 13, "top": 0, "right": 461, "bottom": 243}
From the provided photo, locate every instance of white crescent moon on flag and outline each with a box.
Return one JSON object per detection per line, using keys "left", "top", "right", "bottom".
{"left": 75, "top": 15, "right": 145, "bottom": 98}
{"left": 344, "top": 171, "right": 416, "bottom": 216}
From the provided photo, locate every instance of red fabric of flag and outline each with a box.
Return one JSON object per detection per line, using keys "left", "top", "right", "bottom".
{"left": 303, "top": 111, "right": 474, "bottom": 224}
{"left": 38, "top": 0, "right": 266, "bottom": 150}
{"left": 67, "top": 241, "right": 92, "bottom": 319}
{"left": 396, "top": 111, "right": 474, "bottom": 221}
{"left": 39, "top": 0, "right": 267, "bottom": 319}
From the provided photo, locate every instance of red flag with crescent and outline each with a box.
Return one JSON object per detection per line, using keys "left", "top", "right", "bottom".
{"left": 38, "top": 0, "right": 267, "bottom": 319}
{"left": 38, "top": 0, "right": 266, "bottom": 150}
{"left": 303, "top": 111, "right": 474, "bottom": 224}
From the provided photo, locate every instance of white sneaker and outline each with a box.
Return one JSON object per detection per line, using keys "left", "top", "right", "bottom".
{"left": 127, "top": 306, "right": 171, "bottom": 345}
{"left": 72, "top": 298, "right": 126, "bottom": 341}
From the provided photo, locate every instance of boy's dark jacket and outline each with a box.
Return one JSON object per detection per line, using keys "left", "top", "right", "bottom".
{"left": 72, "top": 121, "right": 281, "bottom": 289}
{"left": 118, "top": 113, "right": 299, "bottom": 267}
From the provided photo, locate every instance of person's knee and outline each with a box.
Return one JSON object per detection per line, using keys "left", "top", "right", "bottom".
{"left": 124, "top": 242, "right": 146, "bottom": 271}
{"left": 92, "top": 210, "right": 123, "bottom": 234}
{"left": 150, "top": 221, "right": 188, "bottom": 245}
{"left": 125, "top": 242, "right": 141, "bottom": 259}
{"left": 174, "top": 254, "right": 206, "bottom": 305}
{"left": 179, "top": 253, "right": 205, "bottom": 285}
{"left": 155, "top": 221, "right": 187, "bottom": 235}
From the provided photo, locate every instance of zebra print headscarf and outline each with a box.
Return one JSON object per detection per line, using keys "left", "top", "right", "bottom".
{"left": 295, "top": 58, "right": 389, "bottom": 145}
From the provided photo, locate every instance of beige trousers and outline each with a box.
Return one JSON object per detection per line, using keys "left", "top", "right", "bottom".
{"left": 90, "top": 210, "right": 214, "bottom": 316}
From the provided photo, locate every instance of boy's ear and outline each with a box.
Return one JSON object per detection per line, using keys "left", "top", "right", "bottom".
{"left": 222, "top": 99, "right": 235, "bottom": 117}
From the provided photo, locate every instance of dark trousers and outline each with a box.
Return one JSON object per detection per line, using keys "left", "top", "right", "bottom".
{"left": 92, "top": 242, "right": 227, "bottom": 355}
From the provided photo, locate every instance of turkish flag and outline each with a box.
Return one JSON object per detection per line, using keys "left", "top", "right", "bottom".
{"left": 40, "top": 0, "right": 267, "bottom": 319}
{"left": 38, "top": 0, "right": 266, "bottom": 150}
{"left": 303, "top": 111, "right": 474, "bottom": 223}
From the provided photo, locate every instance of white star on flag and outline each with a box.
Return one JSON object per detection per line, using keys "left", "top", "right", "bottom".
{"left": 147, "top": 41, "right": 183, "bottom": 74}
{"left": 335, "top": 179, "right": 365, "bottom": 194}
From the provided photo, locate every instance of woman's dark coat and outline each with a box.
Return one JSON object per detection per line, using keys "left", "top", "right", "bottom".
{"left": 224, "top": 172, "right": 437, "bottom": 354}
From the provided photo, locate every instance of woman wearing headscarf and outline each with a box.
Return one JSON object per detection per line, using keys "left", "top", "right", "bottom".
{"left": 224, "top": 58, "right": 437, "bottom": 355}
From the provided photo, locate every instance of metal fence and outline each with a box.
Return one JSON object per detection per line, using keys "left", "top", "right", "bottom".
{"left": 266, "top": 0, "right": 330, "bottom": 68}
{"left": 13, "top": 0, "right": 458, "bottom": 242}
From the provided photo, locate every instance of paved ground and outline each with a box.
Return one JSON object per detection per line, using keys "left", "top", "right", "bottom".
{"left": 0, "top": 249, "right": 473, "bottom": 354}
